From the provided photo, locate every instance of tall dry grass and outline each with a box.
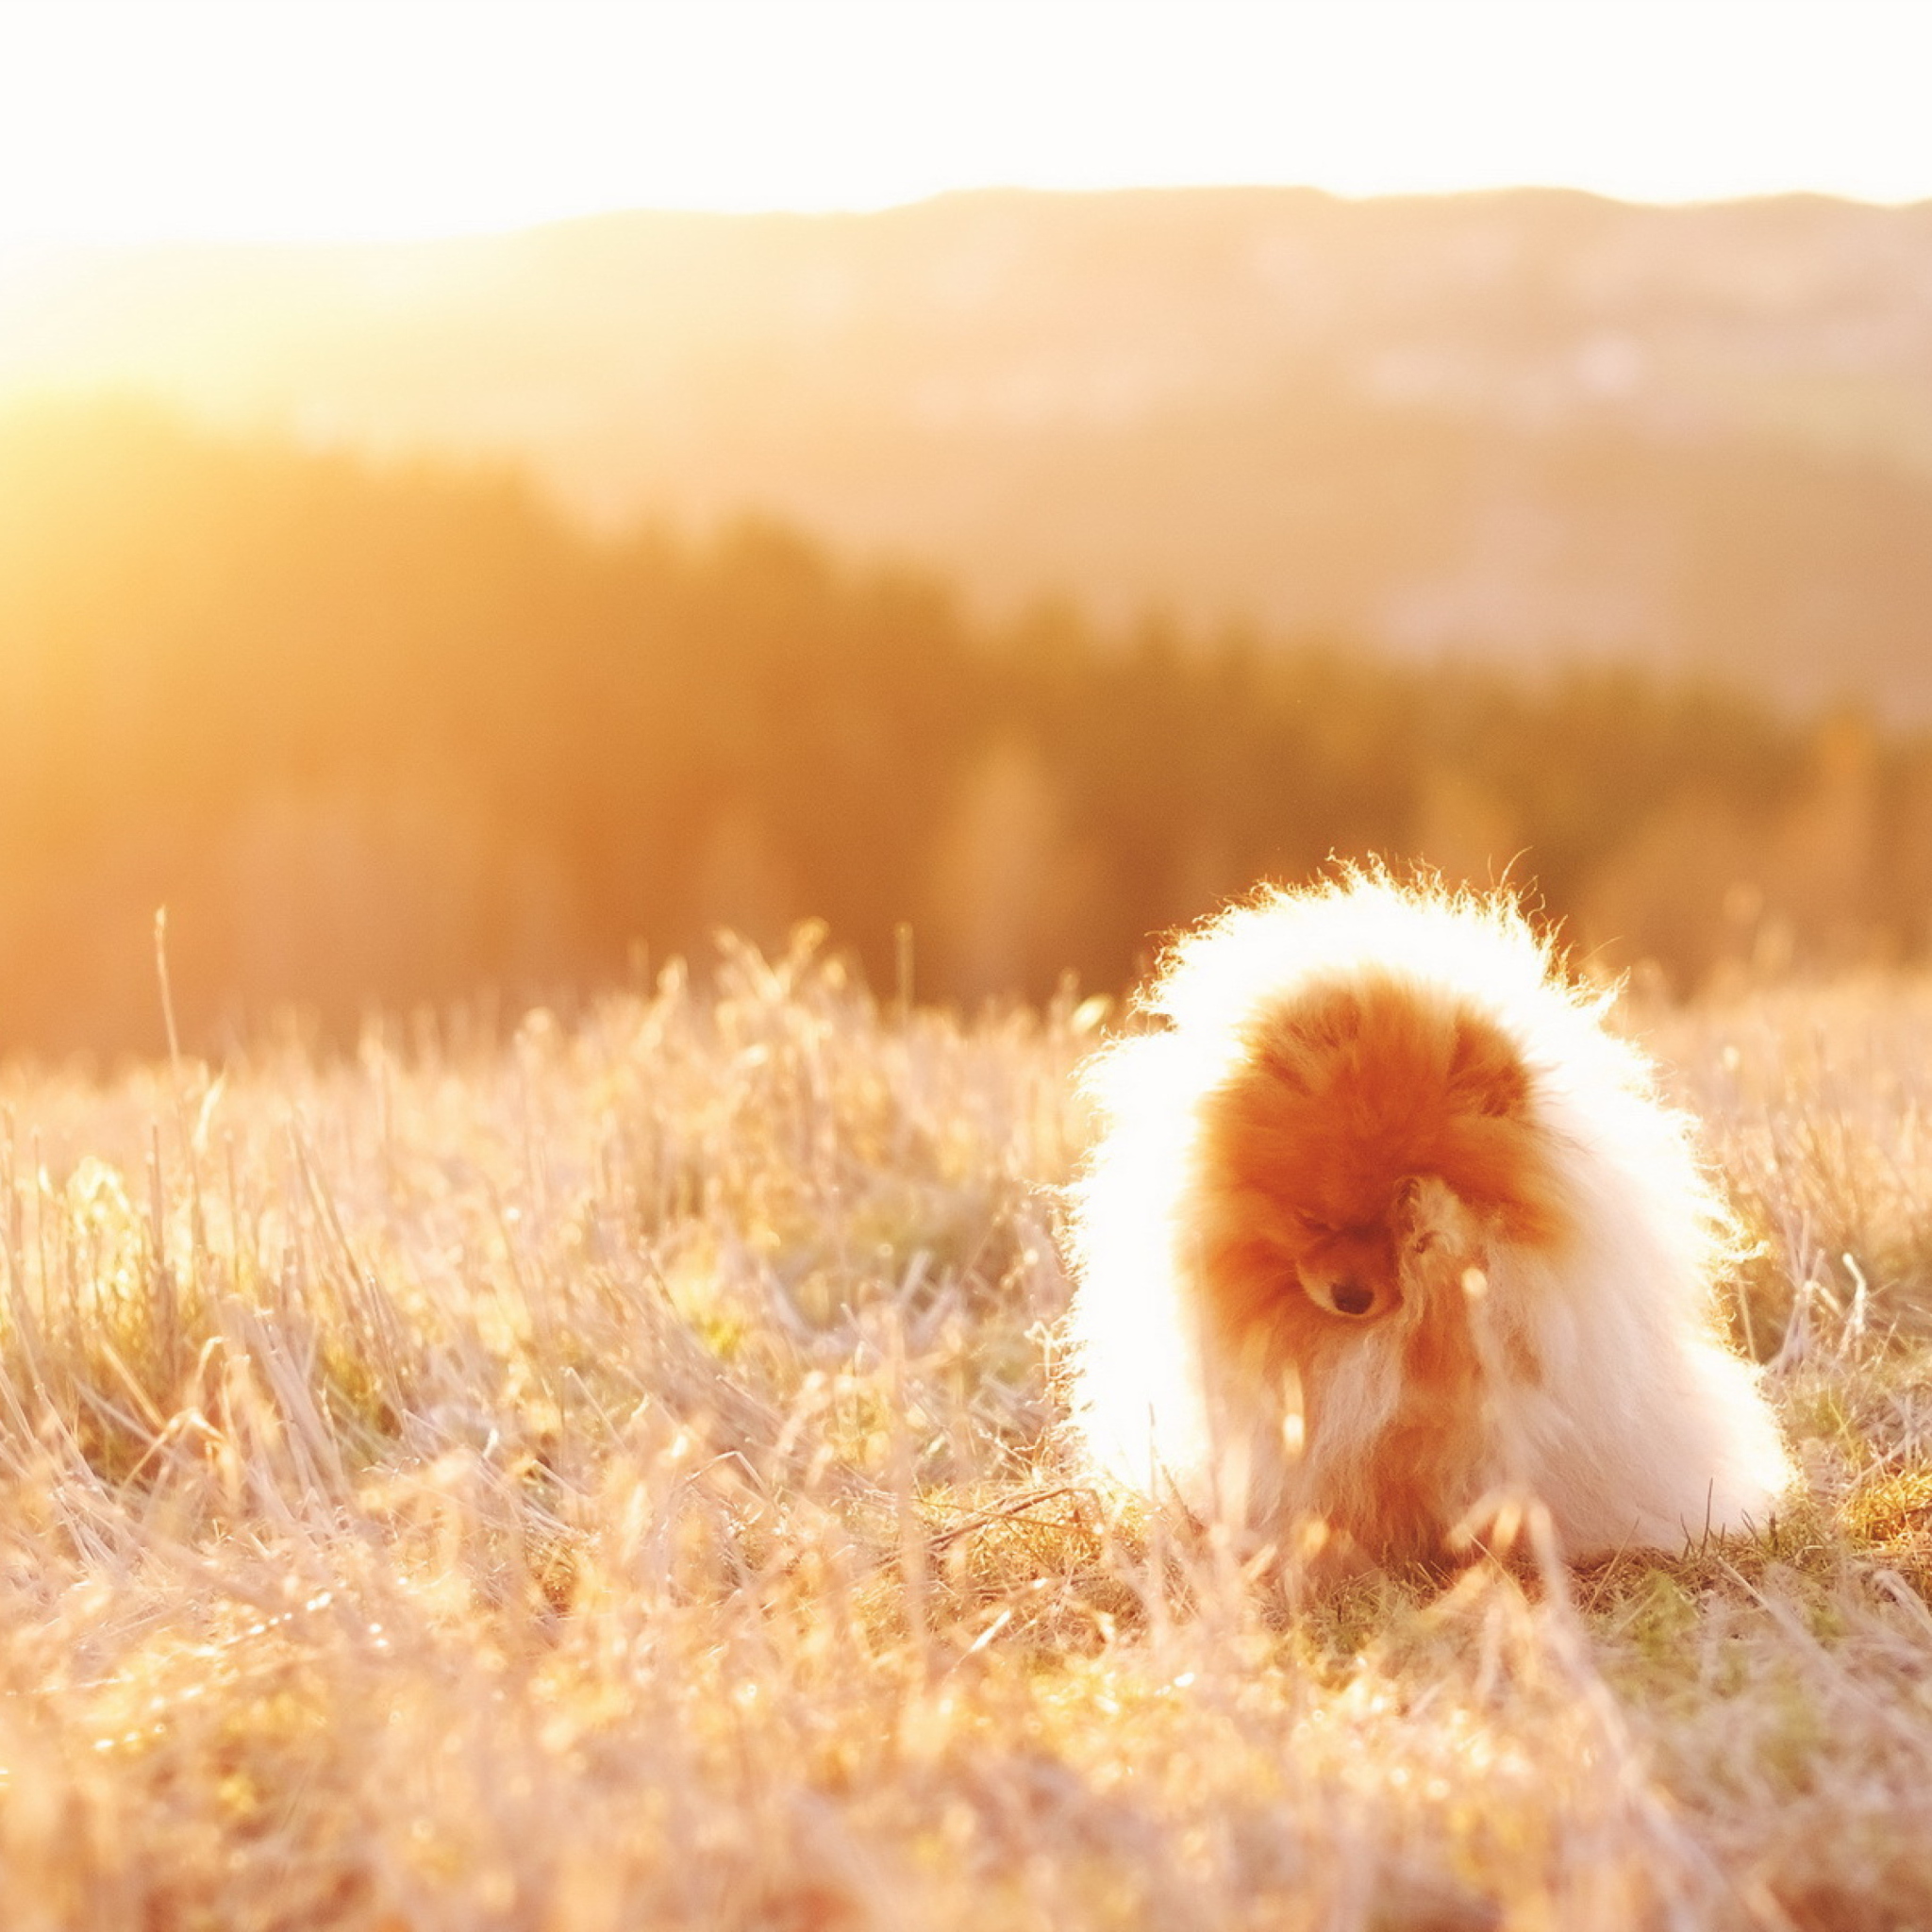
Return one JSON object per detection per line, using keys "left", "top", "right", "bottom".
{"left": 1, "top": 926, "right": 1929, "bottom": 1929}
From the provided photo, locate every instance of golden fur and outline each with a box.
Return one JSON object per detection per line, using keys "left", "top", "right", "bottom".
{"left": 1064, "top": 872, "right": 1792, "bottom": 1564}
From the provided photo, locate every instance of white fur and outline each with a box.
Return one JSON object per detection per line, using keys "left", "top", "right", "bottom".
{"left": 1064, "top": 874, "right": 1793, "bottom": 1558}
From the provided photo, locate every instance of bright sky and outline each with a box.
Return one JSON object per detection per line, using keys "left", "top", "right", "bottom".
{"left": 0, "top": 0, "right": 1927, "bottom": 250}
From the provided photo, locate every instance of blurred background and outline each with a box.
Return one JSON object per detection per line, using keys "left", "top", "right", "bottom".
{"left": 2, "top": 0, "right": 1929, "bottom": 1052}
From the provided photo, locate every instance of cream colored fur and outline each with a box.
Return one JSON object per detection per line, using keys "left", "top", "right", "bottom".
{"left": 1064, "top": 874, "right": 1793, "bottom": 1559}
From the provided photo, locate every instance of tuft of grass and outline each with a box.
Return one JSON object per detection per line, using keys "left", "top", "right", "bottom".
{"left": 2, "top": 928, "right": 1932, "bottom": 1925}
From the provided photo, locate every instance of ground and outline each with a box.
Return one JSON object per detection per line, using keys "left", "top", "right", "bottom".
{"left": 2, "top": 927, "right": 1929, "bottom": 1930}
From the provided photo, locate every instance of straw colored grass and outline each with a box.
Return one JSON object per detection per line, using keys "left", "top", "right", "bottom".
{"left": 3, "top": 927, "right": 1931, "bottom": 1929}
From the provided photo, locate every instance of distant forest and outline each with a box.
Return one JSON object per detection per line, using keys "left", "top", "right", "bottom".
{"left": 2, "top": 404, "right": 1928, "bottom": 1053}
{"left": 11, "top": 189, "right": 1932, "bottom": 714}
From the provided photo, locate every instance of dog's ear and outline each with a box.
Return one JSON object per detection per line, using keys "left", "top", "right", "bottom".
{"left": 1447, "top": 1013, "right": 1529, "bottom": 1119}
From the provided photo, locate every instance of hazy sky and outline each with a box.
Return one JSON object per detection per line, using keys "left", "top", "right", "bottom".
{"left": 2, "top": 0, "right": 1927, "bottom": 249}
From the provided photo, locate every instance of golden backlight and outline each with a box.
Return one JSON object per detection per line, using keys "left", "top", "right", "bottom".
{"left": 2, "top": 0, "right": 1930, "bottom": 1051}
{"left": 0, "top": 19, "right": 1929, "bottom": 1922}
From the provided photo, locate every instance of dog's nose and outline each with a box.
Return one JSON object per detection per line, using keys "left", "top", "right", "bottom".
{"left": 1329, "top": 1279, "right": 1374, "bottom": 1317}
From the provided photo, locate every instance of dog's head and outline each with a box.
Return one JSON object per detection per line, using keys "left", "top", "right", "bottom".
{"left": 1189, "top": 970, "right": 1568, "bottom": 1361}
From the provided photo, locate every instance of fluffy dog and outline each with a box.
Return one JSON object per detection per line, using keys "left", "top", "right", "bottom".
{"left": 1064, "top": 872, "right": 1791, "bottom": 1563}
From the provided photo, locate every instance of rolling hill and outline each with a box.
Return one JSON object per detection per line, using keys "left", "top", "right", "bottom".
{"left": 5, "top": 187, "right": 1932, "bottom": 710}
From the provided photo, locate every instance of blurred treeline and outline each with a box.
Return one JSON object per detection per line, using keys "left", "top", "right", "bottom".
{"left": 2, "top": 402, "right": 1928, "bottom": 1054}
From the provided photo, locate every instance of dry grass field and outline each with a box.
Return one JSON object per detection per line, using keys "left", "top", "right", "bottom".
{"left": 2, "top": 924, "right": 1930, "bottom": 1930}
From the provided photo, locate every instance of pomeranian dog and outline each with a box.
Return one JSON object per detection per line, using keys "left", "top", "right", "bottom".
{"left": 1065, "top": 871, "right": 1791, "bottom": 1564}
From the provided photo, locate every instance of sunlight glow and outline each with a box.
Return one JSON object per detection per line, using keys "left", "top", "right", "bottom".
{"left": 0, "top": 0, "right": 1926, "bottom": 253}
